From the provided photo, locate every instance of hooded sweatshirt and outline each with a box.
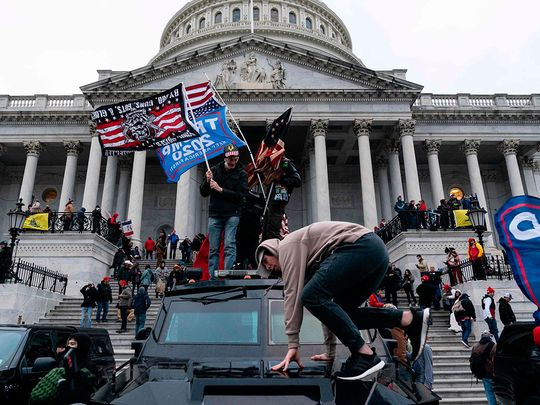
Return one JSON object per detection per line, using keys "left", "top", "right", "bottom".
{"left": 255, "top": 221, "right": 371, "bottom": 349}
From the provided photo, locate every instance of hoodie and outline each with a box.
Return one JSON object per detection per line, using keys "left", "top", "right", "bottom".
{"left": 255, "top": 221, "right": 371, "bottom": 349}
{"left": 133, "top": 287, "right": 152, "bottom": 315}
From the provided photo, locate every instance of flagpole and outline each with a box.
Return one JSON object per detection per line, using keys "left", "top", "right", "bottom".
{"left": 250, "top": 0, "right": 254, "bottom": 34}
{"left": 183, "top": 83, "right": 211, "bottom": 173}
{"left": 203, "top": 73, "right": 267, "bottom": 200}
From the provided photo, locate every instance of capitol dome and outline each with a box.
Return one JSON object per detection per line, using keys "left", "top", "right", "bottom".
{"left": 151, "top": 0, "right": 362, "bottom": 65}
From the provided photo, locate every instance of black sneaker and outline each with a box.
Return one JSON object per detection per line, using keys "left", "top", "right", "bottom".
{"left": 405, "top": 308, "right": 430, "bottom": 362}
{"left": 337, "top": 353, "right": 385, "bottom": 381}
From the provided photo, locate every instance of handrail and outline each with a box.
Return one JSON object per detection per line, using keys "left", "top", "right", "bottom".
{"left": 5, "top": 258, "right": 68, "bottom": 294}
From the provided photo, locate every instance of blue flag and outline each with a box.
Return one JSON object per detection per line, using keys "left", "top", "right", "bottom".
{"left": 495, "top": 195, "right": 540, "bottom": 324}
{"left": 156, "top": 105, "right": 245, "bottom": 182}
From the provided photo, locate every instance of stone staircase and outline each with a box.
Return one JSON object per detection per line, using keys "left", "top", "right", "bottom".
{"left": 38, "top": 280, "right": 162, "bottom": 367}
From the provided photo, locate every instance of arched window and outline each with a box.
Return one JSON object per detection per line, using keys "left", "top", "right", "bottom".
{"left": 305, "top": 17, "right": 312, "bottom": 29}
{"left": 253, "top": 7, "right": 260, "bottom": 21}
{"left": 270, "top": 8, "right": 279, "bottom": 22}
{"left": 332, "top": 32, "right": 336, "bottom": 39}
{"left": 232, "top": 8, "right": 241, "bottom": 22}
{"left": 199, "top": 17, "right": 206, "bottom": 29}
{"left": 214, "top": 11, "right": 222, "bottom": 24}
{"left": 320, "top": 24, "right": 325, "bottom": 35}
{"left": 185, "top": 24, "right": 191, "bottom": 34}
{"left": 289, "top": 12, "right": 297, "bottom": 25}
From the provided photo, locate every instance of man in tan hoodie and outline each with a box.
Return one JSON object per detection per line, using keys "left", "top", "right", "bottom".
{"left": 256, "top": 221, "right": 430, "bottom": 380}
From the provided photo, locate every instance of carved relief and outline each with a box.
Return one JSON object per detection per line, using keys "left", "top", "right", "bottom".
{"left": 63, "top": 140, "right": 83, "bottom": 156}
{"left": 498, "top": 139, "right": 520, "bottom": 156}
{"left": 240, "top": 52, "right": 267, "bottom": 83}
{"left": 267, "top": 58, "right": 286, "bottom": 89}
{"left": 518, "top": 156, "right": 535, "bottom": 168}
{"left": 214, "top": 59, "right": 237, "bottom": 89}
{"left": 23, "top": 141, "right": 43, "bottom": 156}
{"left": 353, "top": 119, "right": 372, "bottom": 137}
{"left": 310, "top": 119, "right": 329, "bottom": 137}
{"left": 386, "top": 138, "right": 400, "bottom": 154}
{"left": 398, "top": 119, "right": 416, "bottom": 137}
{"left": 461, "top": 139, "right": 481, "bottom": 156}
{"left": 88, "top": 120, "right": 97, "bottom": 137}
{"left": 424, "top": 139, "right": 442, "bottom": 154}
{"left": 214, "top": 54, "right": 287, "bottom": 89}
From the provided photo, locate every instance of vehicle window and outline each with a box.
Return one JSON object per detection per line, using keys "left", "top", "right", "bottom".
{"left": 161, "top": 299, "right": 259, "bottom": 344}
{"left": 90, "top": 335, "right": 114, "bottom": 357}
{"left": 24, "top": 331, "right": 54, "bottom": 367}
{"left": 269, "top": 300, "right": 325, "bottom": 345}
{"left": 0, "top": 330, "right": 25, "bottom": 369}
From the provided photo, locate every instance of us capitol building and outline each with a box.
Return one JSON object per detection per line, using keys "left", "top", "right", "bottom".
{"left": 1, "top": 0, "right": 539, "bottom": 260}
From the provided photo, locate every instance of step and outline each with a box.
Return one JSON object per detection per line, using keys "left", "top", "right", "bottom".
{"left": 431, "top": 363, "right": 472, "bottom": 373}
{"left": 435, "top": 387, "right": 487, "bottom": 399}
{"left": 433, "top": 378, "right": 478, "bottom": 389}
{"left": 439, "top": 398, "right": 487, "bottom": 404}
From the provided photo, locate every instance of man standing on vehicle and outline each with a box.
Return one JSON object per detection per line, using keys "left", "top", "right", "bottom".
{"left": 200, "top": 143, "right": 248, "bottom": 275}
{"left": 256, "top": 221, "right": 430, "bottom": 380}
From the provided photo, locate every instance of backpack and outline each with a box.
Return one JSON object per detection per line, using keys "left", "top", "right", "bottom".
{"left": 470, "top": 341, "right": 495, "bottom": 379}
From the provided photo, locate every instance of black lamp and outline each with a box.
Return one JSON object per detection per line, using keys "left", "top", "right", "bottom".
{"left": 466, "top": 207, "right": 487, "bottom": 247}
{"left": 7, "top": 198, "right": 26, "bottom": 258}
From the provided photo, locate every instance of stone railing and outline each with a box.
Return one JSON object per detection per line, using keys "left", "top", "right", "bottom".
{"left": 0, "top": 95, "right": 92, "bottom": 110}
{"left": 414, "top": 94, "right": 540, "bottom": 108}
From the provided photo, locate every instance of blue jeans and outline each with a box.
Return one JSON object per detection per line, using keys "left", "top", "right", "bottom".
{"left": 483, "top": 378, "right": 497, "bottom": 405}
{"left": 208, "top": 216, "right": 240, "bottom": 274}
{"left": 96, "top": 301, "right": 109, "bottom": 321}
{"left": 301, "top": 233, "right": 403, "bottom": 353}
{"left": 461, "top": 319, "right": 472, "bottom": 344}
{"left": 80, "top": 307, "right": 93, "bottom": 328}
{"left": 135, "top": 313, "right": 147, "bottom": 335}
{"left": 485, "top": 318, "right": 499, "bottom": 342}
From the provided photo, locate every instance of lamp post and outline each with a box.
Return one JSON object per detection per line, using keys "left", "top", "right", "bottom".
{"left": 466, "top": 207, "right": 487, "bottom": 247}
{"left": 7, "top": 198, "right": 27, "bottom": 263}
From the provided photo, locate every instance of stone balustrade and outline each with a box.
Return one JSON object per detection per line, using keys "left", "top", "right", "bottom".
{"left": 0, "top": 94, "right": 91, "bottom": 110}
{"left": 415, "top": 93, "right": 539, "bottom": 108}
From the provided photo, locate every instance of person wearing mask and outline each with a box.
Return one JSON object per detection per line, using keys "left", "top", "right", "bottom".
{"left": 200, "top": 143, "right": 248, "bottom": 274}
{"left": 482, "top": 287, "right": 499, "bottom": 342}
{"left": 498, "top": 292, "right": 516, "bottom": 327}
{"left": 133, "top": 287, "right": 152, "bottom": 335}
{"left": 95, "top": 277, "right": 112, "bottom": 323}
{"left": 79, "top": 283, "right": 97, "bottom": 328}
{"left": 453, "top": 292, "right": 476, "bottom": 348}
{"left": 116, "top": 280, "right": 132, "bottom": 334}
{"left": 468, "top": 237, "right": 486, "bottom": 280}
{"left": 402, "top": 269, "right": 417, "bottom": 306}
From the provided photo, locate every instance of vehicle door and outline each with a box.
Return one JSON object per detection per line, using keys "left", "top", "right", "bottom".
{"left": 89, "top": 333, "right": 115, "bottom": 385}
{"left": 19, "top": 330, "right": 55, "bottom": 397}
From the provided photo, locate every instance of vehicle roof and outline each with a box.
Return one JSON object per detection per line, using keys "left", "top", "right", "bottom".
{"left": 0, "top": 324, "right": 110, "bottom": 335}
{"left": 165, "top": 279, "right": 282, "bottom": 297}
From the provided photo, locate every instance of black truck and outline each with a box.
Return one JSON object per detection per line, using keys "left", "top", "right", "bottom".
{"left": 93, "top": 279, "right": 440, "bottom": 404}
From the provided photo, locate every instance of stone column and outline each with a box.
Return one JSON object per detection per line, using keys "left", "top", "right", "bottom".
{"left": 353, "top": 119, "right": 377, "bottom": 228}
{"left": 375, "top": 156, "right": 392, "bottom": 221}
{"left": 399, "top": 119, "right": 422, "bottom": 202}
{"left": 19, "top": 141, "right": 43, "bottom": 208}
{"left": 424, "top": 139, "right": 445, "bottom": 208}
{"left": 81, "top": 125, "right": 103, "bottom": 210}
{"left": 386, "top": 139, "right": 404, "bottom": 204}
{"left": 534, "top": 161, "right": 540, "bottom": 196}
{"left": 58, "top": 141, "right": 82, "bottom": 209}
{"left": 498, "top": 140, "right": 524, "bottom": 196}
{"left": 462, "top": 139, "right": 491, "bottom": 231}
{"left": 519, "top": 156, "right": 538, "bottom": 197}
{"left": 126, "top": 151, "right": 147, "bottom": 245}
{"left": 174, "top": 167, "right": 198, "bottom": 238}
{"left": 310, "top": 119, "right": 331, "bottom": 222}
{"left": 100, "top": 156, "right": 118, "bottom": 213}
{"left": 115, "top": 156, "right": 131, "bottom": 220}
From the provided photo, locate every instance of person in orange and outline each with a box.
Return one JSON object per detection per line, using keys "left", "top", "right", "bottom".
{"left": 467, "top": 237, "right": 486, "bottom": 280}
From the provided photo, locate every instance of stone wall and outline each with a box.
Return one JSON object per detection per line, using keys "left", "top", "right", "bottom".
{"left": 0, "top": 283, "right": 63, "bottom": 325}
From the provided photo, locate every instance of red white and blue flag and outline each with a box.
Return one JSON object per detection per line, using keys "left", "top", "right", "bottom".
{"left": 91, "top": 83, "right": 200, "bottom": 156}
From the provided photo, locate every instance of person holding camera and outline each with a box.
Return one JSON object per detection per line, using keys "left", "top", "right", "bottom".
{"left": 79, "top": 283, "right": 97, "bottom": 328}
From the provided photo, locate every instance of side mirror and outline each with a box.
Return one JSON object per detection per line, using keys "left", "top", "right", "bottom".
{"left": 32, "top": 357, "right": 57, "bottom": 373}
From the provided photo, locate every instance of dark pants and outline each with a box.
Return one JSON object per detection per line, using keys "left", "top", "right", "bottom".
{"left": 301, "top": 233, "right": 403, "bottom": 353}
{"left": 461, "top": 318, "right": 472, "bottom": 344}
{"left": 120, "top": 306, "right": 128, "bottom": 330}
{"left": 472, "top": 260, "right": 486, "bottom": 280}
{"left": 92, "top": 220, "right": 101, "bottom": 235}
{"left": 385, "top": 287, "right": 398, "bottom": 307}
{"left": 170, "top": 244, "right": 177, "bottom": 260}
{"left": 146, "top": 250, "right": 153, "bottom": 259}
{"left": 403, "top": 284, "right": 416, "bottom": 304}
{"left": 485, "top": 318, "right": 499, "bottom": 342}
{"left": 263, "top": 205, "right": 285, "bottom": 240}
{"left": 96, "top": 301, "right": 109, "bottom": 321}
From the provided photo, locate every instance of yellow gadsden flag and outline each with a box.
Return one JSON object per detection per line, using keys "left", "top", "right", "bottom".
{"left": 453, "top": 209, "right": 472, "bottom": 228}
{"left": 23, "top": 213, "right": 49, "bottom": 231}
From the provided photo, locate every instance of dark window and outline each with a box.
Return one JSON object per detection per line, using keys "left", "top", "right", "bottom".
{"left": 271, "top": 8, "right": 279, "bottom": 22}
{"left": 305, "top": 17, "right": 312, "bottom": 29}
{"left": 320, "top": 25, "right": 325, "bottom": 35}
{"left": 214, "top": 12, "right": 222, "bottom": 24}
{"left": 269, "top": 300, "right": 324, "bottom": 345}
{"left": 161, "top": 300, "right": 259, "bottom": 344}
{"left": 199, "top": 17, "right": 206, "bottom": 29}
{"left": 253, "top": 7, "right": 260, "bottom": 21}
{"left": 0, "top": 329, "right": 25, "bottom": 368}
{"left": 289, "top": 12, "right": 297, "bottom": 24}
{"left": 24, "top": 331, "right": 54, "bottom": 367}
{"left": 232, "top": 8, "right": 241, "bottom": 22}
{"left": 185, "top": 24, "right": 191, "bottom": 34}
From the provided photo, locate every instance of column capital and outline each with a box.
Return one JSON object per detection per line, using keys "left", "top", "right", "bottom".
{"left": 533, "top": 160, "right": 540, "bottom": 172}
{"left": 87, "top": 120, "right": 98, "bottom": 137}
{"left": 424, "top": 139, "right": 442, "bottom": 155}
{"left": 227, "top": 118, "right": 240, "bottom": 136}
{"left": 353, "top": 119, "right": 372, "bottom": 137}
{"left": 461, "top": 139, "right": 481, "bottom": 156}
{"left": 23, "top": 140, "right": 44, "bottom": 156}
{"left": 63, "top": 140, "right": 83, "bottom": 156}
{"left": 310, "top": 119, "right": 329, "bottom": 138}
{"left": 118, "top": 155, "right": 133, "bottom": 170}
{"left": 0, "top": 143, "right": 6, "bottom": 157}
{"left": 385, "top": 138, "right": 401, "bottom": 154}
{"left": 518, "top": 155, "right": 535, "bottom": 168}
{"left": 375, "top": 155, "right": 388, "bottom": 169}
{"left": 498, "top": 139, "right": 520, "bottom": 156}
{"left": 398, "top": 119, "right": 416, "bottom": 137}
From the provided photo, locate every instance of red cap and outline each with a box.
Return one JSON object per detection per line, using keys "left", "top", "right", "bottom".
{"left": 119, "top": 280, "right": 127, "bottom": 287}
{"left": 443, "top": 284, "right": 451, "bottom": 290}
{"left": 103, "top": 276, "right": 110, "bottom": 282}
{"left": 421, "top": 275, "right": 429, "bottom": 282}
{"left": 533, "top": 326, "right": 540, "bottom": 348}
{"left": 487, "top": 287, "right": 495, "bottom": 294}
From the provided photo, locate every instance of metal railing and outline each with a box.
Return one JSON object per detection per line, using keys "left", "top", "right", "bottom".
{"left": 5, "top": 259, "right": 68, "bottom": 294}
{"left": 439, "top": 255, "right": 514, "bottom": 286}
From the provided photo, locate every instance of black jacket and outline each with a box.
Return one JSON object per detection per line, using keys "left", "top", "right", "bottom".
{"left": 416, "top": 282, "right": 435, "bottom": 307}
{"left": 269, "top": 159, "right": 302, "bottom": 207}
{"left": 498, "top": 297, "right": 516, "bottom": 325}
{"left": 96, "top": 282, "right": 113, "bottom": 303}
{"left": 455, "top": 293, "right": 476, "bottom": 322}
{"left": 80, "top": 285, "right": 97, "bottom": 308}
{"left": 200, "top": 161, "right": 248, "bottom": 217}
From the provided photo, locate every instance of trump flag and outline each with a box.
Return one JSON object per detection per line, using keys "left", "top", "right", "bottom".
{"left": 495, "top": 195, "right": 540, "bottom": 323}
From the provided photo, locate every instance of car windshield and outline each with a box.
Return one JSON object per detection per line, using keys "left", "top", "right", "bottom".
{"left": 160, "top": 299, "right": 259, "bottom": 344}
{"left": 269, "top": 300, "right": 324, "bottom": 344}
{"left": 0, "top": 329, "right": 25, "bottom": 369}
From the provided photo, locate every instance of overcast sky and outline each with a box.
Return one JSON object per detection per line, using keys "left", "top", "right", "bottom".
{"left": 1, "top": 0, "right": 539, "bottom": 95}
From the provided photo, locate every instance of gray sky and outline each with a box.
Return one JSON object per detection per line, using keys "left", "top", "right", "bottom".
{"left": 1, "top": 0, "right": 539, "bottom": 95}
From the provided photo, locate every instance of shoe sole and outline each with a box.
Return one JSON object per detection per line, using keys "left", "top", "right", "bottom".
{"left": 337, "top": 359, "right": 385, "bottom": 381}
{"left": 412, "top": 308, "right": 430, "bottom": 362}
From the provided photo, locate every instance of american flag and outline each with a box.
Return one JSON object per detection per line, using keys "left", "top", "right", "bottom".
{"left": 92, "top": 83, "right": 199, "bottom": 155}
{"left": 184, "top": 81, "right": 224, "bottom": 118}
{"left": 246, "top": 108, "right": 292, "bottom": 187}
